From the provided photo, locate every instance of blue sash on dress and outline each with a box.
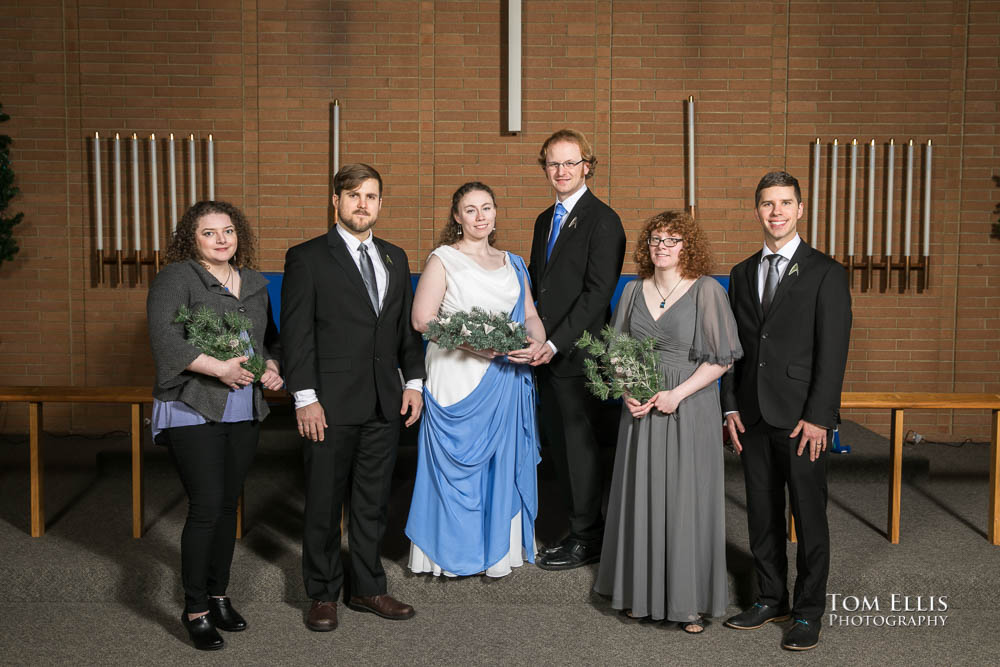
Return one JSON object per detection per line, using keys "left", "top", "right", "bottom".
{"left": 405, "top": 253, "right": 540, "bottom": 575}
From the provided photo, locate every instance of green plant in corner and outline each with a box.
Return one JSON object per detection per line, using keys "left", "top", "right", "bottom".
{"left": 0, "top": 104, "right": 22, "bottom": 268}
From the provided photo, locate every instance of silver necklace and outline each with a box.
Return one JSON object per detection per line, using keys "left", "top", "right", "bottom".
{"left": 651, "top": 276, "right": 683, "bottom": 309}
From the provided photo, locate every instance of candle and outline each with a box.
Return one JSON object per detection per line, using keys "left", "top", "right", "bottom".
{"left": 131, "top": 133, "right": 141, "bottom": 251}
{"left": 189, "top": 134, "right": 196, "bottom": 206}
{"left": 923, "top": 140, "right": 932, "bottom": 257}
{"left": 207, "top": 134, "right": 214, "bottom": 200}
{"left": 829, "top": 139, "right": 838, "bottom": 256}
{"left": 333, "top": 99, "right": 340, "bottom": 175}
{"left": 150, "top": 134, "right": 159, "bottom": 252}
{"left": 114, "top": 133, "right": 122, "bottom": 251}
{"left": 811, "top": 138, "right": 820, "bottom": 233}
{"left": 866, "top": 139, "right": 875, "bottom": 257}
{"left": 687, "top": 96, "right": 695, "bottom": 208}
{"left": 886, "top": 139, "right": 895, "bottom": 257}
{"left": 903, "top": 139, "right": 914, "bottom": 258}
{"left": 168, "top": 133, "right": 178, "bottom": 232}
{"left": 848, "top": 138, "right": 857, "bottom": 256}
{"left": 94, "top": 133, "right": 103, "bottom": 251}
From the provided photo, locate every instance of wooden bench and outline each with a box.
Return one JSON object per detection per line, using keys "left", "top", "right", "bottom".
{"left": 3, "top": 386, "right": 998, "bottom": 545}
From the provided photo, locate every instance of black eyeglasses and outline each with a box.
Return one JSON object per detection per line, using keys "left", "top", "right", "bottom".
{"left": 544, "top": 158, "right": 587, "bottom": 171}
{"left": 648, "top": 235, "right": 683, "bottom": 248}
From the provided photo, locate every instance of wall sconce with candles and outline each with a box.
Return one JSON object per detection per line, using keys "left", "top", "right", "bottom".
{"left": 93, "top": 131, "right": 215, "bottom": 286}
{"left": 811, "top": 137, "right": 932, "bottom": 293}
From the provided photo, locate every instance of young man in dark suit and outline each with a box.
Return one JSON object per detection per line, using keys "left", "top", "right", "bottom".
{"left": 281, "top": 164, "right": 425, "bottom": 632}
{"left": 526, "top": 129, "right": 626, "bottom": 570}
{"left": 721, "top": 171, "right": 852, "bottom": 650}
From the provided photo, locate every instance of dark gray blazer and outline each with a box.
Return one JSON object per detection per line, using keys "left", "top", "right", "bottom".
{"left": 147, "top": 259, "right": 280, "bottom": 422}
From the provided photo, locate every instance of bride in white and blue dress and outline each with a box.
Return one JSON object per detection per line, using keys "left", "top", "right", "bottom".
{"left": 405, "top": 182, "right": 544, "bottom": 578}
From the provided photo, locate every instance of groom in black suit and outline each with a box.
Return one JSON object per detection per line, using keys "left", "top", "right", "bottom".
{"left": 281, "top": 163, "right": 425, "bottom": 632}
{"left": 721, "top": 171, "right": 851, "bottom": 650}
{"left": 527, "top": 129, "right": 626, "bottom": 570}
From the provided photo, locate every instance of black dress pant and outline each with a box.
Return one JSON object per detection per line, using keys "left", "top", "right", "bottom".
{"left": 740, "top": 418, "right": 830, "bottom": 622}
{"left": 302, "top": 411, "right": 399, "bottom": 601}
{"left": 165, "top": 420, "right": 260, "bottom": 614}
{"left": 536, "top": 369, "right": 604, "bottom": 544}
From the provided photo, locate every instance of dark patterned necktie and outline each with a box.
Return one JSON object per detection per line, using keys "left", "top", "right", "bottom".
{"left": 761, "top": 253, "right": 782, "bottom": 313}
{"left": 358, "top": 243, "right": 380, "bottom": 314}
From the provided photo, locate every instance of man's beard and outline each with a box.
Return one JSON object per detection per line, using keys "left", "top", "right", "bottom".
{"left": 339, "top": 210, "right": 377, "bottom": 234}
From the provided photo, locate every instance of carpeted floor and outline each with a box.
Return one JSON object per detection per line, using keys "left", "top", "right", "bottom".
{"left": 0, "top": 416, "right": 997, "bottom": 665}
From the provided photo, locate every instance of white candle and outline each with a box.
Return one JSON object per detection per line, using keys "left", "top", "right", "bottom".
{"left": 903, "top": 139, "right": 914, "bottom": 257}
{"left": 923, "top": 140, "right": 932, "bottom": 257}
{"left": 131, "top": 133, "right": 141, "bottom": 251}
{"left": 866, "top": 140, "right": 875, "bottom": 257}
{"left": 207, "top": 134, "right": 215, "bottom": 200}
{"left": 333, "top": 99, "right": 340, "bottom": 175}
{"left": 94, "top": 133, "right": 103, "bottom": 251}
{"left": 114, "top": 133, "right": 122, "bottom": 251}
{"left": 168, "top": 133, "right": 178, "bottom": 232}
{"left": 829, "top": 139, "right": 838, "bottom": 256}
{"left": 687, "top": 96, "right": 695, "bottom": 208}
{"left": 886, "top": 139, "right": 895, "bottom": 257}
{"left": 150, "top": 134, "right": 159, "bottom": 252}
{"left": 811, "top": 138, "right": 820, "bottom": 233}
{"left": 189, "top": 134, "right": 196, "bottom": 206}
{"left": 848, "top": 138, "right": 857, "bottom": 256}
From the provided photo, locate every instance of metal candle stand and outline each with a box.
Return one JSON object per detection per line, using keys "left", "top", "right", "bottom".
{"left": 95, "top": 249, "right": 161, "bottom": 287}
{"left": 845, "top": 254, "right": 928, "bottom": 293}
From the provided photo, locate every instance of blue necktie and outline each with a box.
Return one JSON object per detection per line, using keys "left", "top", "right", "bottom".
{"left": 545, "top": 202, "right": 568, "bottom": 261}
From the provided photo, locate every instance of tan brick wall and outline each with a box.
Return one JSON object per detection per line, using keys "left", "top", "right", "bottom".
{"left": 1, "top": 0, "right": 997, "bottom": 439}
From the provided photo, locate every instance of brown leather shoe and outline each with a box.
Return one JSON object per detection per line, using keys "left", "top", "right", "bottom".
{"left": 347, "top": 594, "right": 416, "bottom": 620}
{"left": 306, "top": 600, "right": 338, "bottom": 632}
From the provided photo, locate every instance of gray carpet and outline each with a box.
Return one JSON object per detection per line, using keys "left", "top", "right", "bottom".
{"left": 0, "top": 416, "right": 997, "bottom": 665}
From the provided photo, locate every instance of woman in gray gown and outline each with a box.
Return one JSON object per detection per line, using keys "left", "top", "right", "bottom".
{"left": 594, "top": 210, "right": 742, "bottom": 634}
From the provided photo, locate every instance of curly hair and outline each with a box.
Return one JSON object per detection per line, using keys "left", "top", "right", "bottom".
{"left": 537, "top": 129, "right": 597, "bottom": 180}
{"left": 633, "top": 210, "right": 713, "bottom": 279}
{"left": 164, "top": 200, "right": 258, "bottom": 270}
{"left": 437, "top": 182, "right": 498, "bottom": 247}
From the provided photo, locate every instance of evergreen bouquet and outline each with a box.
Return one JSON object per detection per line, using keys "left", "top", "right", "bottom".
{"left": 423, "top": 307, "right": 528, "bottom": 354}
{"left": 175, "top": 305, "right": 267, "bottom": 381}
{"left": 575, "top": 324, "right": 663, "bottom": 403}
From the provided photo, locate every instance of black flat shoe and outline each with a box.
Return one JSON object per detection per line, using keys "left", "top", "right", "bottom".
{"left": 208, "top": 596, "right": 247, "bottom": 632}
{"left": 723, "top": 602, "right": 791, "bottom": 630}
{"left": 536, "top": 541, "right": 600, "bottom": 571}
{"left": 782, "top": 618, "right": 821, "bottom": 651}
{"left": 181, "top": 612, "right": 224, "bottom": 651}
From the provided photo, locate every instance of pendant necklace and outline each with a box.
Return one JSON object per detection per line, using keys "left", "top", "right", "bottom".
{"left": 652, "top": 276, "right": 683, "bottom": 309}
{"left": 220, "top": 263, "right": 233, "bottom": 291}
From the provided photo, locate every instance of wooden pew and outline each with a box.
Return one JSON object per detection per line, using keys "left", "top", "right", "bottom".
{"left": 2, "top": 387, "right": 998, "bottom": 545}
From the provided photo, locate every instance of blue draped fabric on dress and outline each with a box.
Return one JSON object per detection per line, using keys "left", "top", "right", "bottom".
{"left": 405, "top": 254, "right": 540, "bottom": 576}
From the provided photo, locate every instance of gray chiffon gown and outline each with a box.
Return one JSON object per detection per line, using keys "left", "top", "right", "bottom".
{"left": 594, "top": 276, "right": 743, "bottom": 622}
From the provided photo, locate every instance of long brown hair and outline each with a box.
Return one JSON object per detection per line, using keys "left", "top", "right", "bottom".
{"left": 438, "top": 182, "right": 498, "bottom": 247}
{"left": 633, "top": 210, "right": 713, "bottom": 279}
{"left": 164, "top": 200, "right": 258, "bottom": 270}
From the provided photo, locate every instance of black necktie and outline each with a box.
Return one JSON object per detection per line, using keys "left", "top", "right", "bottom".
{"left": 358, "top": 243, "right": 380, "bottom": 314}
{"left": 761, "top": 254, "right": 782, "bottom": 313}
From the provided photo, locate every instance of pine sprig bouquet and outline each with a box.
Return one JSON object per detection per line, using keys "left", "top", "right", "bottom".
{"left": 175, "top": 305, "right": 267, "bottom": 381}
{"left": 575, "top": 325, "right": 663, "bottom": 403}
{"left": 424, "top": 307, "right": 528, "bottom": 354}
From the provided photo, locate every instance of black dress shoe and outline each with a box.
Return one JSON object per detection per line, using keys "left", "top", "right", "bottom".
{"left": 181, "top": 612, "right": 224, "bottom": 651}
{"left": 536, "top": 541, "right": 600, "bottom": 570}
{"left": 782, "top": 618, "right": 821, "bottom": 650}
{"left": 538, "top": 538, "right": 573, "bottom": 557}
{"left": 723, "top": 602, "right": 791, "bottom": 630}
{"left": 208, "top": 596, "right": 247, "bottom": 632}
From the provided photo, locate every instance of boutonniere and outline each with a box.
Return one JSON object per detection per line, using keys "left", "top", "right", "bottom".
{"left": 788, "top": 263, "right": 799, "bottom": 276}
{"left": 384, "top": 253, "right": 393, "bottom": 266}
{"left": 566, "top": 216, "right": 578, "bottom": 230}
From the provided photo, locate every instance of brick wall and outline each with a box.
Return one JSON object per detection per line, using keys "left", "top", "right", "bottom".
{"left": 1, "top": 0, "right": 997, "bottom": 439}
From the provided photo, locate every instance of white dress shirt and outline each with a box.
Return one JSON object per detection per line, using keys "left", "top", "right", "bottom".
{"left": 757, "top": 233, "right": 801, "bottom": 302}
{"left": 293, "top": 224, "right": 422, "bottom": 410}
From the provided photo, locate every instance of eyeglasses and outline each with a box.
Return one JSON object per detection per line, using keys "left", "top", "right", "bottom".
{"left": 648, "top": 235, "right": 683, "bottom": 248}
{"left": 544, "top": 158, "right": 587, "bottom": 171}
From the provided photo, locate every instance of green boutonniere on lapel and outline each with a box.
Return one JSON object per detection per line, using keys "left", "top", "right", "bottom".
{"left": 384, "top": 253, "right": 393, "bottom": 266}
{"left": 788, "top": 262, "right": 799, "bottom": 276}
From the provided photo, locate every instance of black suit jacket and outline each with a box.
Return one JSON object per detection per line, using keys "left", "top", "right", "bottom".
{"left": 280, "top": 228, "right": 425, "bottom": 426}
{"left": 528, "top": 188, "right": 626, "bottom": 377}
{"left": 720, "top": 240, "right": 852, "bottom": 430}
